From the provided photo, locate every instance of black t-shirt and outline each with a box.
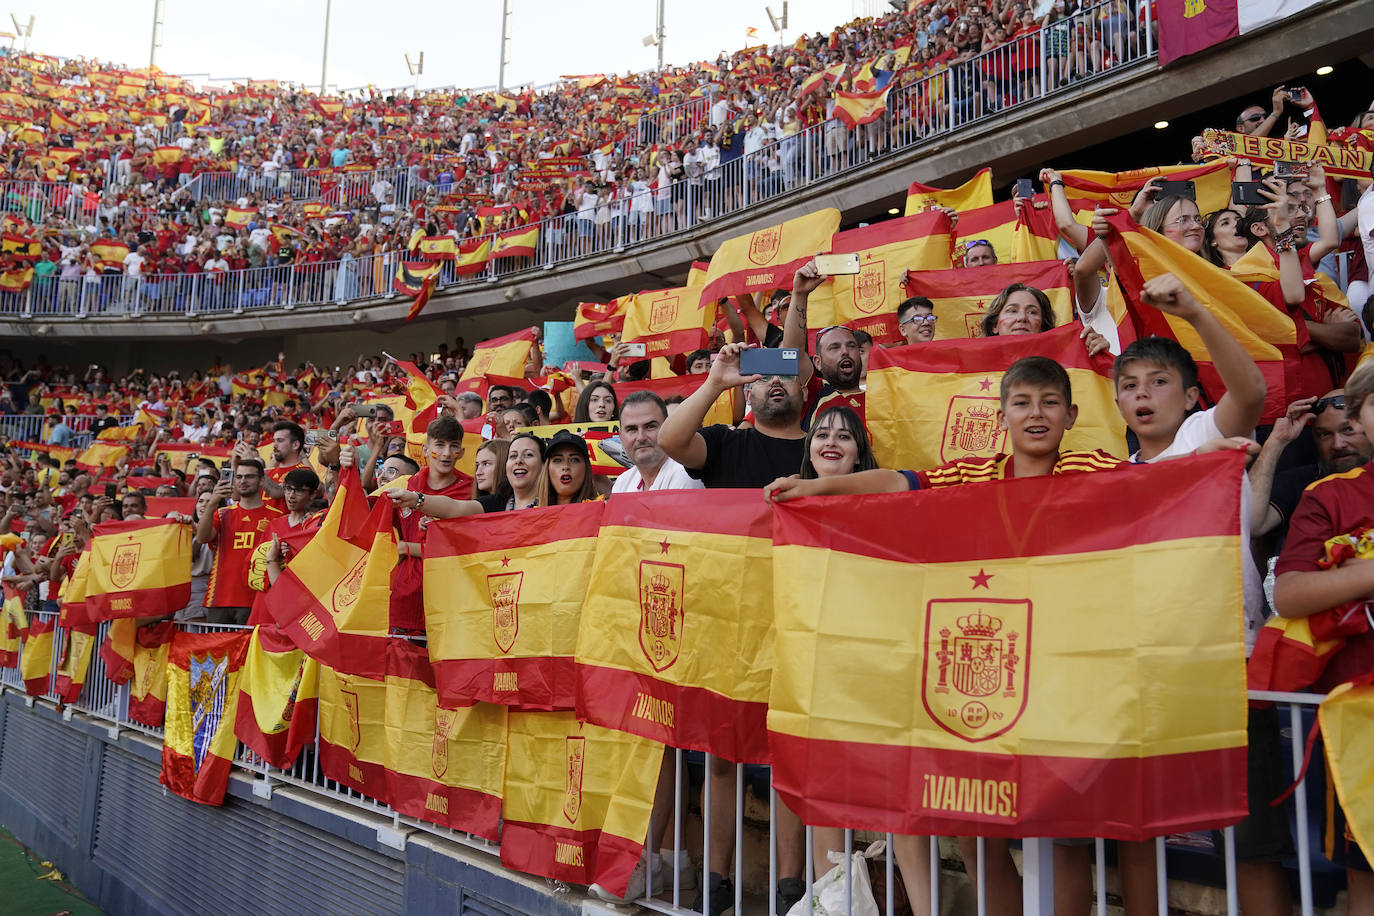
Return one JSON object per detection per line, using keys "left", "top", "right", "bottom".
{"left": 1270, "top": 463, "right": 1321, "bottom": 537}
{"left": 477, "top": 492, "right": 508, "bottom": 513}
{"left": 762, "top": 323, "right": 784, "bottom": 349}
{"left": 688, "top": 424, "right": 806, "bottom": 489}
{"left": 90, "top": 416, "right": 120, "bottom": 433}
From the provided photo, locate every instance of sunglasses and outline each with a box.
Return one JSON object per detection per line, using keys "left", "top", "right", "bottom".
{"left": 963, "top": 239, "right": 992, "bottom": 249}
{"left": 1312, "top": 395, "right": 1346, "bottom": 415}
{"left": 1240, "top": 113, "right": 1265, "bottom": 124}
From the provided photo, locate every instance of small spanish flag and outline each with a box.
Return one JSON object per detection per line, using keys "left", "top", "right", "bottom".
{"left": 1, "top": 232, "right": 40, "bottom": 259}
{"left": 20, "top": 616, "right": 55, "bottom": 696}
{"left": 574, "top": 298, "right": 627, "bottom": 342}
{"left": 394, "top": 258, "right": 440, "bottom": 297}
{"left": 90, "top": 239, "right": 130, "bottom": 269}
{"left": 160, "top": 629, "right": 251, "bottom": 805}
{"left": 129, "top": 621, "right": 177, "bottom": 728}
{"left": 904, "top": 168, "right": 994, "bottom": 216}
{"left": 491, "top": 226, "right": 539, "bottom": 260}
{"left": 418, "top": 236, "right": 457, "bottom": 260}
{"left": 612, "top": 374, "right": 736, "bottom": 428}
{"left": 1318, "top": 673, "right": 1374, "bottom": 861}
{"left": 406, "top": 271, "right": 438, "bottom": 322}
{"left": 832, "top": 87, "right": 890, "bottom": 128}
{"left": 84, "top": 518, "right": 193, "bottom": 621}
{"left": 453, "top": 238, "right": 491, "bottom": 276}
{"left": 1, "top": 584, "right": 28, "bottom": 668}
{"left": 0, "top": 267, "right": 34, "bottom": 294}
{"left": 425, "top": 501, "right": 604, "bottom": 710}
{"left": 319, "top": 663, "right": 389, "bottom": 799}
{"left": 1061, "top": 161, "right": 1233, "bottom": 219}
{"left": 74, "top": 440, "right": 129, "bottom": 477}
{"left": 234, "top": 625, "right": 320, "bottom": 770}
{"left": 576, "top": 491, "right": 776, "bottom": 764}
{"left": 225, "top": 206, "right": 257, "bottom": 229}
{"left": 53, "top": 624, "right": 99, "bottom": 704}
{"left": 459, "top": 327, "right": 538, "bottom": 384}
{"left": 152, "top": 145, "right": 183, "bottom": 166}
{"left": 500, "top": 710, "right": 662, "bottom": 895}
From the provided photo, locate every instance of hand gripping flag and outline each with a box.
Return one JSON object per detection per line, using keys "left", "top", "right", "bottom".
{"left": 460, "top": 327, "right": 538, "bottom": 384}
{"left": 865, "top": 323, "right": 1128, "bottom": 471}
{"left": 160, "top": 628, "right": 251, "bottom": 805}
{"left": 20, "top": 616, "right": 56, "bottom": 696}
{"left": 84, "top": 518, "right": 193, "bottom": 621}
{"left": 768, "top": 451, "right": 1250, "bottom": 839}
{"left": 264, "top": 467, "right": 396, "bottom": 678}
{"left": 53, "top": 623, "right": 99, "bottom": 703}
{"left": 902, "top": 260, "right": 1075, "bottom": 342}
{"left": 621, "top": 284, "right": 715, "bottom": 361}
{"left": 904, "top": 168, "right": 993, "bottom": 216}
{"left": 805, "top": 210, "right": 956, "bottom": 345}
{"left": 575, "top": 491, "right": 775, "bottom": 764}
{"left": 234, "top": 625, "right": 320, "bottom": 770}
{"left": 698, "top": 209, "right": 841, "bottom": 306}
{"left": 1061, "top": 162, "right": 1233, "bottom": 219}
{"left": 500, "top": 710, "right": 663, "bottom": 896}
{"left": 425, "top": 501, "right": 605, "bottom": 710}
{"left": 1101, "top": 211, "right": 1299, "bottom": 422}
{"left": 383, "top": 640, "right": 508, "bottom": 838}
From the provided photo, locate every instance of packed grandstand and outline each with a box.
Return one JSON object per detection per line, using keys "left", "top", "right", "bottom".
{"left": 3, "top": 0, "right": 1374, "bottom": 913}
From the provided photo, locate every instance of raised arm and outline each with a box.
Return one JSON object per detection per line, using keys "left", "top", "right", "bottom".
{"left": 659, "top": 342, "right": 758, "bottom": 470}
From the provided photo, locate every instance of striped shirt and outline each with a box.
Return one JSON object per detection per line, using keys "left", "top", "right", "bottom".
{"left": 904, "top": 449, "right": 1127, "bottom": 489}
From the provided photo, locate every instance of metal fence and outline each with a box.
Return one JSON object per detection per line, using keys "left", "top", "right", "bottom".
{"left": 183, "top": 164, "right": 421, "bottom": 206}
{"left": 5, "top": 0, "right": 1160, "bottom": 324}
{"left": 636, "top": 96, "right": 714, "bottom": 147}
{"left": 0, "top": 612, "right": 1341, "bottom": 916}
{"left": 0, "top": 179, "right": 96, "bottom": 222}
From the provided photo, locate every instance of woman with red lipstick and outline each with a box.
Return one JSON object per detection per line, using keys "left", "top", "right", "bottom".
{"left": 385, "top": 432, "right": 546, "bottom": 516}
{"left": 534, "top": 430, "right": 603, "bottom": 506}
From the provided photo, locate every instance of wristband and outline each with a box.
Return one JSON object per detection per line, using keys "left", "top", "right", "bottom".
{"left": 326, "top": 463, "right": 340, "bottom": 471}
{"left": 1050, "top": 180, "right": 1065, "bottom": 188}
{"left": 1313, "top": 194, "right": 1332, "bottom": 206}
{"left": 415, "top": 492, "right": 426, "bottom": 509}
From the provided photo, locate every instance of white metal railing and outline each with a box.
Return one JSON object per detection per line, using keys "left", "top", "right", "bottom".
{"left": 184, "top": 164, "right": 421, "bottom": 206}
{"left": 5, "top": 2, "right": 1159, "bottom": 324}
{"left": 636, "top": 96, "right": 713, "bottom": 147}
{"left": 0, "top": 607, "right": 1339, "bottom": 915}
{"left": 0, "top": 179, "right": 96, "bottom": 222}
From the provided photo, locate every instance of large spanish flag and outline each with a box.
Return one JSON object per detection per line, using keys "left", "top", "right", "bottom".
{"left": 160, "top": 629, "right": 251, "bottom": 805}
{"left": 575, "top": 298, "right": 628, "bottom": 342}
{"left": 21, "top": 616, "right": 55, "bottom": 696}
{"left": 865, "top": 324, "right": 1127, "bottom": 471}
{"left": 500, "top": 710, "right": 663, "bottom": 896}
{"left": 1101, "top": 211, "right": 1298, "bottom": 422}
{"left": 698, "top": 208, "right": 841, "bottom": 306}
{"left": 53, "top": 624, "right": 99, "bottom": 704}
{"left": 460, "top": 327, "right": 538, "bottom": 383}
{"left": 902, "top": 260, "right": 1075, "bottom": 341}
{"left": 904, "top": 168, "right": 993, "bottom": 216}
{"left": 234, "top": 625, "right": 319, "bottom": 770}
{"left": 1061, "top": 162, "right": 1232, "bottom": 218}
{"left": 383, "top": 640, "right": 508, "bottom": 838}
{"left": 806, "top": 210, "right": 956, "bottom": 345}
{"left": 621, "top": 285, "right": 715, "bottom": 360}
{"left": 319, "top": 664, "right": 389, "bottom": 801}
{"left": 84, "top": 518, "right": 193, "bottom": 621}
{"left": 767, "top": 451, "right": 1250, "bottom": 838}
{"left": 575, "top": 491, "right": 774, "bottom": 764}
{"left": 263, "top": 468, "right": 395, "bottom": 679}
{"left": 832, "top": 87, "right": 890, "bottom": 128}
{"left": 425, "top": 502, "right": 604, "bottom": 711}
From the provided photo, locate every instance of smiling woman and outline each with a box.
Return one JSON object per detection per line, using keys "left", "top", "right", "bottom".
{"left": 979, "top": 282, "right": 1057, "bottom": 337}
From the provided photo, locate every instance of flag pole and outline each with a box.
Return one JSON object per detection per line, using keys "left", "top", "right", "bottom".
{"left": 320, "top": 0, "right": 333, "bottom": 95}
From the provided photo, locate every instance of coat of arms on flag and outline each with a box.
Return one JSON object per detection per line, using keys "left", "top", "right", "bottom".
{"left": 488, "top": 572, "right": 523, "bottom": 655}
{"left": 638, "top": 560, "right": 684, "bottom": 673}
{"left": 189, "top": 652, "right": 230, "bottom": 771}
{"left": 922, "top": 599, "right": 1030, "bottom": 742}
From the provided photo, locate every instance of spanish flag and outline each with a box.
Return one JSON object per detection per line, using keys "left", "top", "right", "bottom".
{"left": 160, "top": 629, "right": 251, "bottom": 805}
{"left": 460, "top": 327, "right": 538, "bottom": 384}
{"left": 21, "top": 616, "right": 55, "bottom": 696}
{"left": 1061, "top": 162, "right": 1232, "bottom": 217}
{"left": 418, "top": 236, "right": 456, "bottom": 260}
{"left": 574, "top": 298, "right": 627, "bottom": 341}
{"left": 904, "top": 167, "right": 993, "bottom": 216}
{"left": 767, "top": 451, "right": 1249, "bottom": 839}
{"left": 263, "top": 468, "right": 395, "bottom": 679}
{"left": 613, "top": 374, "right": 737, "bottom": 428}
{"left": 453, "top": 238, "right": 491, "bottom": 276}
{"left": 319, "top": 663, "right": 388, "bottom": 800}
{"left": 268, "top": 222, "right": 304, "bottom": 248}
{"left": 1, "top": 584, "right": 28, "bottom": 668}
{"left": 621, "top": 285, "right": 716, "bottom": 360}
{"left": 57, "top": 549, "right": 91, "bottom": 629}
{"left": 100, "top": 617, "right": 138, "bottom": 684}
{"left": 234, "top": 626, "right": 319, "bottom": 770}
{"left": 902, "top": 260, "right": 1075, "bottom": 341}
{"left": 225, "top": 206, "right": 257, "bottom": 229}
{"left": 500, "top": 710, "right": 663, "bottom": 896}
{"left": 491, "top": 226, "right": 539, "bottom": 259}
{"left": 425, "top": 502, "right": 604, "bottom": 711}
{"left": 832, "top": 87, "right": 890, "bottom": 128}
{"left": 104, "top": 620, "right": 175, "bottom": 727}
{"left": 865, "top": 323, "right": 1128, "bottom": 472}
{"left": 1, "top": 232, "right": 40, "bottom": 258}
{"left": 575, "top": 491, "right": 775, "bottom": 763}
{"left": 84, "top": 518, "right": 193, "bottom": 621}
{"left": 0, "top": 267, "right": 33, "bottom": 293}
{"left": 698, "top": 208, "right": 841, "bottom": 306}
{"left": 91, "top": 239, "right": 130, "bottom": 270}
{"left": 807, "top": 209, "right": 956, "bottom": 345}
{"left": 1101, "top": 211, "right": 1299, "bottom": 422}
{"left": 74, "top": 440, "right": 129, "bottom": 477}
{"left": 383, "top": 640, "right": 508, "bottom": 838}
{"left": 154, "top": 442, "right": 229, "bottom": 473}
{"left": 1318, "top": 674, "right": 1374, "bottom": 862}
{"left": 49, "top": 110, "right": 80, "bottom": 132}
{"left": 96, "top": 423, "right": 144, "bottom": 442}
{"left": 53, "top": 624, "right": 99, "bottom": 704}
{"left": 406, "top": 272, "right": 438, "bottom": 322}
{"left": 152, "top": 145, "right": 183, "bottom": 166}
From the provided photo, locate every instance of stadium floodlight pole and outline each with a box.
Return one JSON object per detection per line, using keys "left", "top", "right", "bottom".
{"left": 656, "top": 0, "right": 665, "bottom": 72}
{"left": 497, "top": 0, "right": 512, "bottom": 91}
{"left": 320, "top": 0, "right": 333, "bottom": 95}
{"left": 149, "top": 0, "right": 164, "bottom": 69}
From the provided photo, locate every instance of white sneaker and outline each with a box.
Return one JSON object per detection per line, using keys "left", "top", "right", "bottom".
{"left": 659, "top": 849, "right": 697, "bottom": 890}
{"left": 589, "top": 855, "right": 666, "bottom": 903}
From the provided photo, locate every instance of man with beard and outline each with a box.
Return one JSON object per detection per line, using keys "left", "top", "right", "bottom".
{"left": 1252, "top": 389, "right": 1372, "bottom": 549}
{"left": 250, "top": 419, "right": 310, "bottom": 504}
{"left": 781, "top": 260, "right": 866, "bottom": 429}
{"left": 657, "top": 340, "right": 808, "bottom": 916}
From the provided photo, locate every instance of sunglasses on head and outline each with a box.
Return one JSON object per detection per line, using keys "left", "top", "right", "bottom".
{"left": 963, "top": 239, "right": 992, "bottom": 249}
{"left": 1313, "top": 395, "right": 1345, "bottom": 415}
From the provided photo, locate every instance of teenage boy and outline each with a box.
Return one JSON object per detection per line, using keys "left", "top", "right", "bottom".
{"left": 1273, "top": 359, "right": 1374, "bottom": 911}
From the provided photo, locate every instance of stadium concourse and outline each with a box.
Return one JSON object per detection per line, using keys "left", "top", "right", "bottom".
{"left": 3, "top": 0, "right": 1374, "bottom": 914}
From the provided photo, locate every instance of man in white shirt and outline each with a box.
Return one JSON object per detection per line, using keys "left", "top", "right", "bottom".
{"left": 610, "top": 392, "right": 704, "bottom": 494}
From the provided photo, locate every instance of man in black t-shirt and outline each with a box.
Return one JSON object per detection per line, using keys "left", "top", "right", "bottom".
{"left": 656, "top": 339, "right": 808, "bottom": 914}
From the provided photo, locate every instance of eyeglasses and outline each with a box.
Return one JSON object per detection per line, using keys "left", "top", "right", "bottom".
{"left": 901, "top": 314, "right": 938, "bottom": 325}
{"left": 1313, "top": 395, "right": 1346, "bottom": 415}
{"left": 1168, "top": 214, "right": 1205, "bottom": 228}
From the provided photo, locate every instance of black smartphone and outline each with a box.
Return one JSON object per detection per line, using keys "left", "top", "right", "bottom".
{"left": 1015, "top": 178, "right": 1035, "bottom": 199}
{"left": 1232, "top": 181, "right": 1267, "bottom": 206}
{"left": 1287, "top": 88, "right": 1302, "bottom": 102}
{"left": 104, "top": 483, "right": 116, "bottom": 498}
{"left": 740, "top": 347, "right": 801, "bottom": 377}
{"left": 1158, "top": 180, "right": 1196, "bottom": 200}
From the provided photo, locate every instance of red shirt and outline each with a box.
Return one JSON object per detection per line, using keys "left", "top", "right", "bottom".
{"left": 389, "top": 466, "right": 473, "bottom": 631}
{"left": 205, "top": 502, "right": 282, "bottom": 607}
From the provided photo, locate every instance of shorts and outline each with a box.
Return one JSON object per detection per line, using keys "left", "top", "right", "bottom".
{"left": 577, "top": 219, "right": 594, "bottom": 238}
{"left": 654, "top": 198, "right": 671, "bottom": 215}
{"left": 1210, "top": 705, "right": 1295, "bottom": 863}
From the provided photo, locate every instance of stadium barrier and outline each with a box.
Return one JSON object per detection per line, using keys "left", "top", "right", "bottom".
{"left": 182, "top": 164, "right": 420, "bottom": 207}
{"left": 0, "top": 614, "right": 1336, "bottom": 916}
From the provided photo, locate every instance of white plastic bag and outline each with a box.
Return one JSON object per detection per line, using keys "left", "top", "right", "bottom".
{"left": 785, "top": 838, "right": 884, "bottom": 916}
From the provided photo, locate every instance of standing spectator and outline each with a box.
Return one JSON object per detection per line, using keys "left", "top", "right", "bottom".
{"left": 195, "top": 458, "right": 281, "bottom": 625}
